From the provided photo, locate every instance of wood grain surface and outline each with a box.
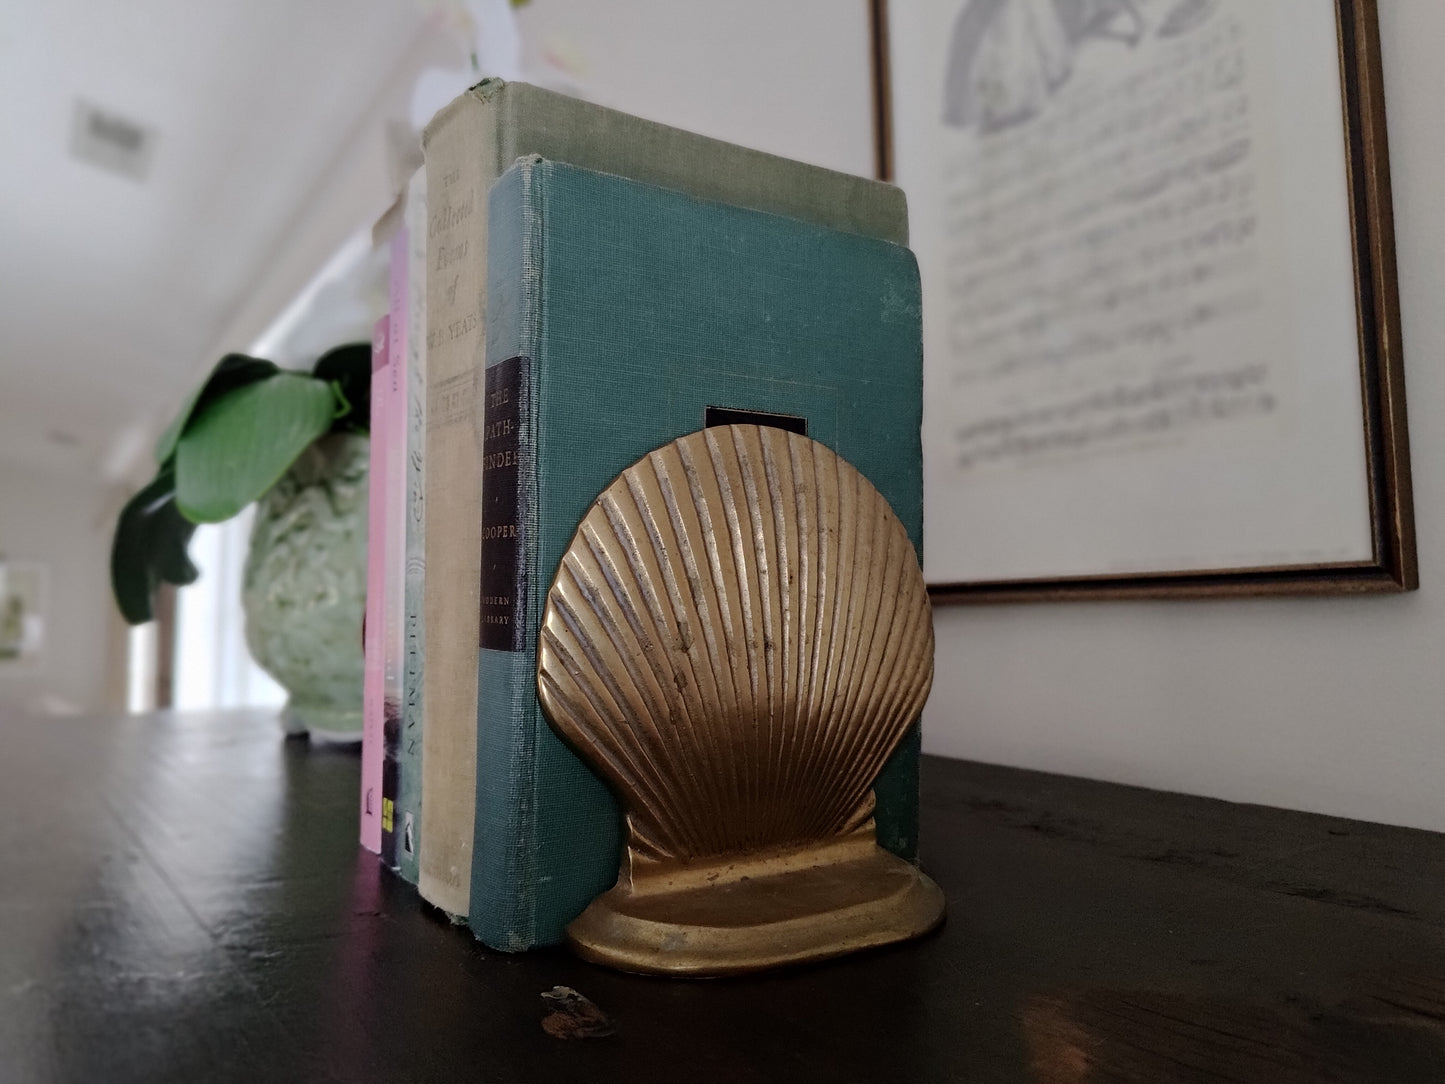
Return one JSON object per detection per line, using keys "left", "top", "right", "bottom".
{"left": 2, "top": 707, "right": 1443, "bottom": 1082}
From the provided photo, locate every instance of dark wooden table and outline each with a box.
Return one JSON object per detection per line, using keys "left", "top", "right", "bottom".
{"left": 4, "top": 708, "right": 1445, "bottom": 1082}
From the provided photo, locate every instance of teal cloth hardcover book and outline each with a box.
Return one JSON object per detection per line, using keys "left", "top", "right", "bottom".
{"left": 472, "top": 157, "right": 924, "bottom": 951}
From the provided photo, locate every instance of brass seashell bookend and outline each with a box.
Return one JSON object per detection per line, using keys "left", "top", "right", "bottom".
{"left": 536, "top": 425, "right": 943, "bottom": 976}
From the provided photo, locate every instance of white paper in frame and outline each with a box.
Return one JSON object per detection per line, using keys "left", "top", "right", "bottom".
{"left": 876, "top": 0, "right": 1414, "bottom": 599}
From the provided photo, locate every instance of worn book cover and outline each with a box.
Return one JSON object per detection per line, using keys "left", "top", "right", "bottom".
{"left": 418, "top": 78, "right": 912, "bottom": 918}
{"left": 472, "top": 157, "right": 923, "bottom": 950}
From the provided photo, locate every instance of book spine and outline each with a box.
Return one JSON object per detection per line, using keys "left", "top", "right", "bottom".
{"left": 398, "top": 169, "right": 427, "bottom": 885}
{"left": 380, "top": 222, "right": 410, "bottom": 870}
{"left": 469, "top": 159, "right": 543, "bottom": 951}
{"left": 361, "top": 314, "right": 390, "bottom": 854}
{"left": 417, "top": 91, "right": 500, "bottom": 916}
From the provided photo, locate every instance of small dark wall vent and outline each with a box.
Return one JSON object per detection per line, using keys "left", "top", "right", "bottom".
{"left": 71, "top": 100, "right": 156, "bottom": 181}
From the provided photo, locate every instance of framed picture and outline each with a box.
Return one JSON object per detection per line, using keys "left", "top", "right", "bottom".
{"left": 874, "top": 0, "right": 1414, "bottom": 600}
{"left": 0, "top": 562, "right": 47, "bottom": 664}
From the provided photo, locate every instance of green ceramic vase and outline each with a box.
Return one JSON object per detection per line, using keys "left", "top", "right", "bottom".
{"left": 242, "top": 433, "right": 367, "bottom": 741}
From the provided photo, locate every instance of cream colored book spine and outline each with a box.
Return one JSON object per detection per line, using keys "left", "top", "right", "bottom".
{"left": 417, "top": 92, "right": 497, "bottom": 917}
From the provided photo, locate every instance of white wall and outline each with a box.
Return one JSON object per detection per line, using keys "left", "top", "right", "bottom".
{"left": 925, "top": 1, "right": 1444, "bottom": 832}
{"left": 513, "top": 0, "right": 876, "bottom": 177}
{"left": 195, "top": 24, "right": 461, "bottom": 373}
{"left": 0, "top": 463, "right": 113, "bottom": 713}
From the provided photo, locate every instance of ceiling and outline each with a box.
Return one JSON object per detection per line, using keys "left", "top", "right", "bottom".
{"left": 0, "top": 0, "right": 461, "bottom": 484}
{"left": 0, "top": 0, "right": 878, "bottom": 490}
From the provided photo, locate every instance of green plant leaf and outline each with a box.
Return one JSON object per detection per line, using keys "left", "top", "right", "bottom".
{"left": 111, "top": 472, "right": 171, "bottom": 624}
{"left": 311, "top": 342, "right": 372, "bottom": 434}
{"left": 154, "top": 354, "right": 279, "bottom": 465}
{"left": 150, "top": 499, "right": 201, "bottom": 587}
{"left": 175, "top": 373, "right": 336, "bottom": 523}
{"left": 110, "top": 468, "right": 198, "bottom": 624}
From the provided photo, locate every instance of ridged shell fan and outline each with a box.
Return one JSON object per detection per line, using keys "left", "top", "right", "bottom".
{"left": 537, "top": 424, "right": 944, "bottom": 975}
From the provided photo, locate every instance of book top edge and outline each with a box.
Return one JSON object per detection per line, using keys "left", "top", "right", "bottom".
{"left": 423, "top": 79, "right": 907, "bottom": 245}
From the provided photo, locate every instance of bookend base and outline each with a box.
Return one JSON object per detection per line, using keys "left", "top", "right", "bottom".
{"left": 565, "top": 833, "right": 945, "bottom": 977}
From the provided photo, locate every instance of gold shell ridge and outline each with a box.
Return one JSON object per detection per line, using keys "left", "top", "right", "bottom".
{"left": 537, "top": 424, "right": 942, "bottom": 974}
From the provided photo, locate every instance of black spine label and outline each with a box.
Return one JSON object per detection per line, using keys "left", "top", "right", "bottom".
{"left": 480, "top": 355, "right": 530, "bottom": 651}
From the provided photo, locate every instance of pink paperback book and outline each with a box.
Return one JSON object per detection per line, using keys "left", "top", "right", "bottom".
{"left": 379, "top": 221, "right": 410, "bottom": 868}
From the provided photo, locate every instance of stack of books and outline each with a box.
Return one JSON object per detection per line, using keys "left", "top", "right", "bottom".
{"left": 360, "top": 79, "right": 925, "bottom": 951}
